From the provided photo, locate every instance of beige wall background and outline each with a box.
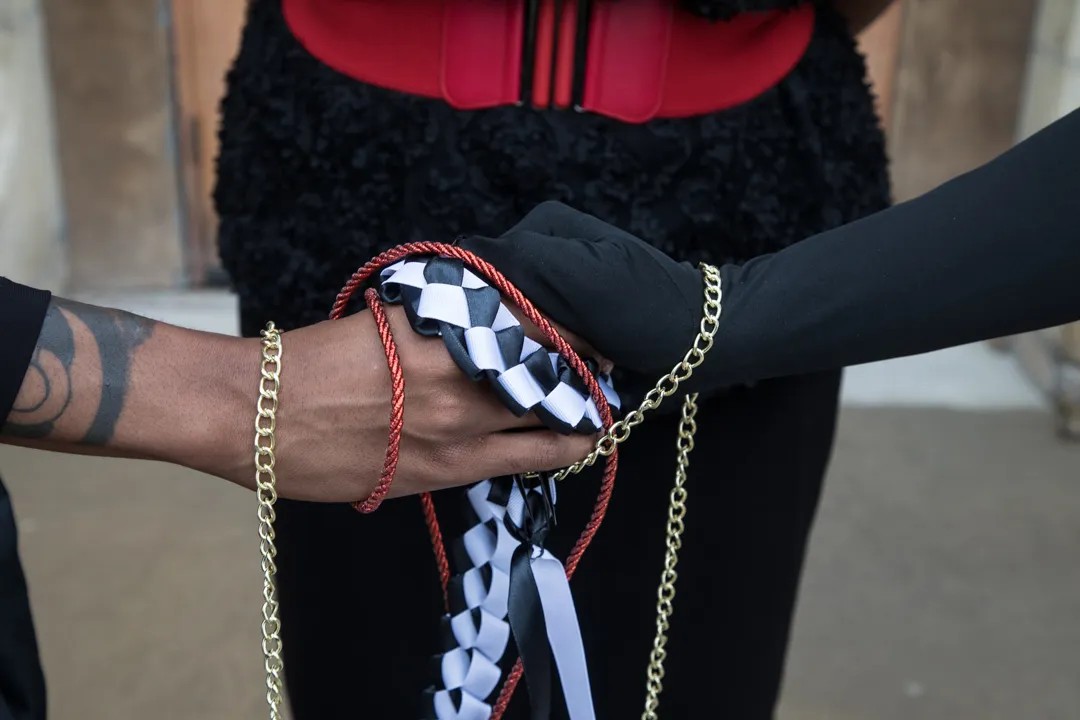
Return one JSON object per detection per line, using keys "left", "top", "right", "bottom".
{"left": 889, "top": 0, "right": 1039, "bottom": 201}
{"left": 1009, "top": 0, "right": 1080, "bottom": 429}
{"left": 39, "top": 0, "right": 185, "bottom": 291}
{"left": 1018, "top": 0, "right": 1080, "bottom": 139}
{"left": 2, "top": 0, "right": 185, "bottom": 293}
{"left": 0, "top": 0, "right": 65, "bottom": 292}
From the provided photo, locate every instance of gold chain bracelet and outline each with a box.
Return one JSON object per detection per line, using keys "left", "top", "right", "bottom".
{"left": 532, "top": 263, "right": 722, "bottom": 483}
{"left": 641, "top": 391, "right": 701, "bottom": 720}
{"left": 539, "top": 263, "right": 723, "bottom": 717}
{"left": 255, "top": 323, "right": 285, "bottom": 719}
{"left": 526, "top": 263, "right": 723, "bottom": 718}
{"left": 637, "top": 264, "right": 721, "bottom": 720}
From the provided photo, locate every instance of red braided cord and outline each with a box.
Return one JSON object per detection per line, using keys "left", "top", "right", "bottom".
{"left": 330, "top": 242, "right": 618, "bottom": 718}
{"left": 351, "top": 286, "right": 451, "bottom": 592}
{"left": 420, "top": 492, "right": 451, "bottom": 608}
{"left": 491, "top": 660, "right": 526, "bottom": 717}
{"left": 353, "top": 288, "right": 405, "bottom": 514}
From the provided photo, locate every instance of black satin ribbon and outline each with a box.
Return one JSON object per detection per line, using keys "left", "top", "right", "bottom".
{"left": 506, "top": 488, "right": 556, "bottom": 720}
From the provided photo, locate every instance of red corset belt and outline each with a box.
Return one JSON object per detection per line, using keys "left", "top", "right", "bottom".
{"left": 283, "top": 0, "right": 815, "bottom": 123}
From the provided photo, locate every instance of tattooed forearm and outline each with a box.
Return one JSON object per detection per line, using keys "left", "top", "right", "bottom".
{"left": 2, "top": 298, "right": 156, "bottom": 444}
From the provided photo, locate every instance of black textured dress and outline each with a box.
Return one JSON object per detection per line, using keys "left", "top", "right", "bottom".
{"left": 215, "top": 1, "right": 890, "bottom": 717}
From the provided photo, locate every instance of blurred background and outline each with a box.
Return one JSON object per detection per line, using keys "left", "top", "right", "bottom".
{"left": 2, "top": 0, "right": 1079, "bottom": 718}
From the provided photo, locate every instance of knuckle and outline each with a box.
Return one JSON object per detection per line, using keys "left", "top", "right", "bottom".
{"left": 430, "top": 390, "right": 469, "bottom": 429}
{"left": 424, "top": 441, "right": 459, "bottom": 477}
{"left": 557, "top": 436, "right": 591, "bottom": 467}
{"left": 427, "top": 438, "right": 485, "bottom": 484}
{"left": 528, "top": 434, "right": 566, "bottom": 471}
{"left": 449, "top": 396, "right": 479, "bottom": 429}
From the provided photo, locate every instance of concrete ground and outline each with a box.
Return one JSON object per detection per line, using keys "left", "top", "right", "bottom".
{"left": 2, "top": 292, "right": 1078, "bottom": 719}
{"left": 777, "top": 407, "right": 1080, "bottom": 720}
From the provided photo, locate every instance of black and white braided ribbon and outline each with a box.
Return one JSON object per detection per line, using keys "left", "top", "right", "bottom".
{"left": 380, "top": 258, "right": 619, "bottom": 432}
{"left": 378, "top": 257, "right": 619, "bottom": 720}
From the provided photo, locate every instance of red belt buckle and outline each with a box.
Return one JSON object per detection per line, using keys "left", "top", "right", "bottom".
{"left": 442, "top": 0, "right": 525, "bottom": 110}
{"left": 582, "top": 0, "right": 674, "bottom": 123}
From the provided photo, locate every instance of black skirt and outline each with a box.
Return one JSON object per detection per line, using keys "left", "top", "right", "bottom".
{"left": 215, "top": 1, "right": 889, "bottom": 717}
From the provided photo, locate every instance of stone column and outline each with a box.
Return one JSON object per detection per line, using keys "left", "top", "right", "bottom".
{"left": 888, "top": 0, "right": 1038, "bottom": 201}
{"left": 1010, "top": 0, "right": 1080, "bottom": 435}
{"left": 40, "top": 0, "right": 185, "bottom": 291}
{"left": 0, "top": 0, "right": 66, "bottom": 291}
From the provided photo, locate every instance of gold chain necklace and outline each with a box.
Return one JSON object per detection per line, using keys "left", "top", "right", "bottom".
{"left": 254, "top": 263, "right": 722, "bottom": 719}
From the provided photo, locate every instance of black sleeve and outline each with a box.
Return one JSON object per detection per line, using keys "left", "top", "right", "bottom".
{"left": 460, "top": 108, "right": 1080, "bottom": 398}
{"left": 0, "top": 278, "right": 51, "bottom": 423}
{"left": 704, "top": 105, "right": 1080, "bottom": 387}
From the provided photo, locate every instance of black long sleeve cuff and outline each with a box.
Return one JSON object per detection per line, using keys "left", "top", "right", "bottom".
{"left": 0, "top": 278, "right": 52, "bottom": 423}
{"left": 705, "top": 105, "right": 1080, "bottom": 388}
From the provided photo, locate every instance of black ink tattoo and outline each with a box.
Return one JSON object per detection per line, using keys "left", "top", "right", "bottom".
{"left": 2, "top": 299, "right": 156, "bottom": 444}
{"left": 79, "top": 301, "right": 155, "bottom": 444}
{"left": 5, "top": 304, "right": 76, "bottom": 438}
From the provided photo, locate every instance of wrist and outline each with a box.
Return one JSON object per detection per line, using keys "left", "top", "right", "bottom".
{"left": 164, "top": 329, "right": 256, "bottom": 484}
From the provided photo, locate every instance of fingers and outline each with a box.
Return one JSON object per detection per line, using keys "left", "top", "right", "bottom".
{"left": 389, "top": 299, "right": 602, "bottom": 436}
{"left": 467, "top": 384, "right": 546, "bottom": 431}
{"left": 503, "top": 303, "right": 613, "bottom": 374}
{"left": 550, "top": 322, "right": 613, "bottom": 375}
{"left": 386, "top": 428, "right": 597, "bottom": 499}
{"left": 476, "top": 429, "right": 597, "bottom": 479}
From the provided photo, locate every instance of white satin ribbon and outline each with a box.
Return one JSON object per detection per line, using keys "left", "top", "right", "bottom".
{"left": 532, "top": 555, "right": 596, "bottom": 720}
{"left": 380, "top": 259, "right": 606, "bottom": 719}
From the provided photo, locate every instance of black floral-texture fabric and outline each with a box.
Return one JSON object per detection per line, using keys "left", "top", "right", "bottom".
{"left": 216, "top": 0, "right": 890, "bottom": 336}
